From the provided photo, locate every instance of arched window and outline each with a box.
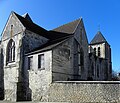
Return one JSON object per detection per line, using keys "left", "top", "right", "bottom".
{"left": 80, "top": 48, "right": 84, "bottom": 67}
{"left": 80, "top": 48, "right": 84, "bottom": 74}
{"left": 97, "top": 65, "right": 99, "bottom": 78}
{"left": 6, "top": 39, "right": 15, "bottom": 64}
{"left": 78, "top": 46, "right": 84, "bottom": 75}
{"left": 91, "top": 63, "right": 94, "bottom": 76}
{"left": 98, "top": 47, "right": 100, "bottom": 56}
{"left": 94, "top": 48, "right": 96, "bottom": 55}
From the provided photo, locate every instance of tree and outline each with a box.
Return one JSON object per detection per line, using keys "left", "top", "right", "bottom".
{"left": 112, "top": 70, "right": 119, "bottom": 81}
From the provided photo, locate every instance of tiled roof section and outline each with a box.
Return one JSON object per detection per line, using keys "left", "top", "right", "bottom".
{"left": 14, "top": 12, "right": 49, "bottom": 38}
{"left": 90, "top": 31, "right": 107, "bottom": 44}
{"left": 48, "top": 31, "right": 73, "bottom": 40}
{"left": 14, "top": 12, "right": 71, "bottom": 40}
{"left": 26, "top": 35, "right": 72, "bottom": 55}
{"left": 52, "top": 18, "right": 81, "bottom": 34}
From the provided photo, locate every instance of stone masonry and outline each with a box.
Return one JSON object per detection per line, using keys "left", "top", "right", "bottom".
{"left": 42, "top": 81, "right": 120, "bottom": 103}
{"left": 0, "top": 11, "right": 113, "bottom": 102}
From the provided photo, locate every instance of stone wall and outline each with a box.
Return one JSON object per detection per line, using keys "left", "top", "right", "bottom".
{"left": 74, "top": 19, "right": 89, "bottom": 80}
{"left": 52, "top": 38, "right": 73, "bottom": 81}
{"left": 2, "top": 33, "right": 23, "bottom": 101}
{"left": 89, "top": 42, "right": 112, "bottom": 80}
{"left": 24, "top": 30, "right": 48, "bottom": 53}
{"left": 0, "top": 12, "right": 25, "bottom": 101}
{"left": 89, "top": 54, "right": 109, "bottom": 81}
{"left": 42, "top": 81, "right": 120, "bottom": 103}
{"left": 25, "top": 50, "right": 52, "bottom": 101}
{"left": 0, "top": 45, "right": 4, "bottom": 100}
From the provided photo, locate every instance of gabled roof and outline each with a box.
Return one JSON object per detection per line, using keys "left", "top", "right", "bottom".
{"left": 52, "top": 18, "right": 82, "bottom": 34}
{"left": 25, "top": 35, "right": 73, "bottom": 55}
{"left": 90, "top": 31, "right": 107, "bottom": 44}
{"left": 13, "top": 12, "right": 49, "bottom": 38}
{"left": 14, "top": 12, "right": 70, "bottom": 40}
{"left": 22, "top": 13, "right": 33, "bottom": 22}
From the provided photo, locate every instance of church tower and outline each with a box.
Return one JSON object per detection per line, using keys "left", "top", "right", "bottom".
{"left": 90, "top": 31, "right": 111, "bottom": 60}
{"left": 89, "top": 31, "right": 112, "bottom": 80}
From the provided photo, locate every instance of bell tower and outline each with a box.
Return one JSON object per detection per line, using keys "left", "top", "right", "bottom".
{"left": 89, "top": 31, "right": 112, "bottom": 80}
{"left": 90, "top": 31, "right": 111, "bottom": 60}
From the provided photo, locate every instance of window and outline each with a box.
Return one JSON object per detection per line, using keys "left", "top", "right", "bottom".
{"left": 98, "top": 47, "right": 100, "bottom": 56}
{"left": 97, "top": 65, "right": 99, "bottom": 78}
{"left": 10, "top": 25, "right": 13, "bottom": 38}
{"left": 91, "top": 63, "right": 94, "bottom": 76}
{"left": 94, "top": 48, "right": 96, "bottom": 55}
{"left": 80, "top": 28, "right": 82, "bottom": 44}
{"left": 78, "top": 45, "right": 80, "bottom": 65}
{"left": 80, "top": 49, "right": 84, "bottom": 66}
{"left": 78, "top": 46, "right": 84, "bottom": 75}
{"left": 28, "top": 56, "right": 33, "bottom": 70}
{"left": 6, "top": 39, "right": 15, "bottom": 64}
{"left": 78, "top": 52, "right": 81, "bottom": 75}
{"left": 38, "top": 54, "right": 44, "bottom": 69}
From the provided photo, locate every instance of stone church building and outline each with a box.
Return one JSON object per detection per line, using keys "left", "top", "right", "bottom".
{"left": 0, "top": 11, "right": 112, "bottom": 101}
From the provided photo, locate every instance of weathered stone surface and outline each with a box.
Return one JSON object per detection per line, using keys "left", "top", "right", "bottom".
{"left": 0, "top": 12, "right": 113, "bottom": 102}
{"left": 23, "top": 30, "right": 48, "bottom": 53}
{"left": 1, "top": 12, "right": 50, "bottom": 101}
{"left": 52, "top": 38, "right": 73, "bottom": 81}
{"left": 43, "top": 82, "right": 120, "bottom": 103}
{"left": 0, "top": 101, "right": 69, "bottom": 103}
{"left": 24, "top": 51, "right": 52, "bottom": 101}
{"left": 1, "top": 12, "right": 24, "bottom": 101}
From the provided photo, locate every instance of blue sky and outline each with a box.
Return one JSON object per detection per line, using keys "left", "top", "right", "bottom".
{"left": 0, "top": 0, "right": 120, "bottom": 72}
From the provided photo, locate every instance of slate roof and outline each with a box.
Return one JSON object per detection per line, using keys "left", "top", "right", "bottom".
{"left": 14, "top": 12, "right": 70, "bottom": 40}
{"left": 26, "top": 35, "right": 72, "bottom": 55}
{"left": 52, "top": 18, "right": 81, "bottom": 34}
{"left": 14, "top": 12, "right": 48, "bottom": 37}
{"left": 22, "top": 13, "right": 33, "bottom": 22}
{"left": 13, "top": 12, "right": 80, "bottom": 54}
{"left": 90, "top": 31, "right": 107, "bottom": 44}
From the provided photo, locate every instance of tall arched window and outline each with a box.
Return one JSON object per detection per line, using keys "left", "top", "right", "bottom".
{"left": 6, "top": 39, "right": 15, "bottom": 64}
{"left": 98, "top": 47, "right": 100, "bottom": 56}
{"left": 78, "top": 46, "right": 84, "bottom": 75}
{"left": 97, "top": 65, "right": 99, "bottom": 78}
{"left": 80, "top": 48, "right": 84, "bottom": 67}
{"left": 91, "top": 63, "right": 94, "bottom": 76}
{"left": 80, "top": 48, "right": 84, "bottom": 74}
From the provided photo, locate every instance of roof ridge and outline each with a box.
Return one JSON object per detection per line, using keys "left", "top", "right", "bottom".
{"left": 14, "top": 12, "right": 32, "bottom": 24}
{"left": 52, "top": 18, "right": 82, "bottom": 34}
{"left": 13, "top": 12, "right": 34, "bottom": 24}
{"left": 72, "top": 17, "right": 82, "bottom": 33}
{"left": 53, "top": 18, "right": 80, "bottom": 30}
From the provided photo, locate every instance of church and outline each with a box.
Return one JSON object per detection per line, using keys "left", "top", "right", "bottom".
{"left": 0, "top": 11, "right": 112, "bottom": 101}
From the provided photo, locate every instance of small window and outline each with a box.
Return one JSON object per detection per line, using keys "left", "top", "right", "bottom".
{"left": 98, "top": 47, "right": 100, "bottom": 56}
{"left": 10, "top": 25, "right": 13, "bottom": 37}
{"left": 28, "top": 56, "right": 33, "bottom": 70}
{"left": 38, "top": 54, "right": 44, "bottom": 69}
{"left": 94, "top": 48, "right": 96, "bottom": 55}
